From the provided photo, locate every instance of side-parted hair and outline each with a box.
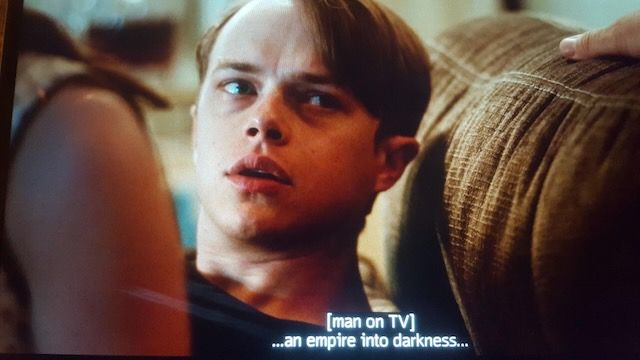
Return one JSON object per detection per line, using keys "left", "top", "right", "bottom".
{"left": 196, "top": 0, "right": 431, "bottom": 138}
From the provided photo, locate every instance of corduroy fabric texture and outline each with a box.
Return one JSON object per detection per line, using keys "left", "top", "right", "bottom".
{"left": 390, "top": 14, "right": 640, "bottom": 356}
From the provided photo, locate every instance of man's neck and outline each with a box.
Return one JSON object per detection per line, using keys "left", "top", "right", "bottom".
{"left": 195, "top": 213, "right": 371, "bottom": 326}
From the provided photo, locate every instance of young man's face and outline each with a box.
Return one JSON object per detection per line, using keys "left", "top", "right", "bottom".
{"left": 193, "top": 0, "right": 400, "bottom": 244}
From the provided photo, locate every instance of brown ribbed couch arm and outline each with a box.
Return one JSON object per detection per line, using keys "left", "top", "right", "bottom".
{"left": 392, "top": 14, "right": 640, "bottom": 356}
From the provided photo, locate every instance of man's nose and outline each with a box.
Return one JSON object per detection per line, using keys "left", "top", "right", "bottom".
{"left": 245, "top": 91, "right": 291, "bottom": 145}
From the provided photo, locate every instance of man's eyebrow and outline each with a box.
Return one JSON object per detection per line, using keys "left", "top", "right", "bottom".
{"left": 291, "top": 72, "right": 335, "bottom": 85}
{"left": 213, "top": 60, "right": 335, "bottom": 85}
{"left": 212, "top": 61, "right": 261, "bottom": 74}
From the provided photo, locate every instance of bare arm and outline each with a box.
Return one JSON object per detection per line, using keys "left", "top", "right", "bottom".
{"left": 5, "top": 86, "right": 189, "bottom": 355}
{"left": 560, "top": 11, "right": 640, "bottom": 60}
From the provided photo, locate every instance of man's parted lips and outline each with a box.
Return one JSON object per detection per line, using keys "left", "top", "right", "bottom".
{"left": 226, "top": 155, "right": 293, "bottom": 185}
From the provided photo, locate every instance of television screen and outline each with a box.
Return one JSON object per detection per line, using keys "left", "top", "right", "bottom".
{"left": 1, "top": 0, "right": 639, "bottom": 358}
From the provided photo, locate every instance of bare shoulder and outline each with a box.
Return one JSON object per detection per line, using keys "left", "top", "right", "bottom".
{"left": 6, "top": 82, "right": 174, "bottom": 259}
{"left": 5, "top": 85, "right": 188, "bottom": 354}
{"left": 42, "top": 85, "right": 140, "bottom": 128}
{"left": 35, "top": 85, "right": 155, "bottom": 169}
{"left": 8, "top": 84, "right": 167, "bottom": 220}
{"left": 7, "top": 82, "right": 172, "bottom": 240}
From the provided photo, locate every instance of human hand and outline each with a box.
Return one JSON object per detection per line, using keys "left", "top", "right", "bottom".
{"left": 559, "top": 11, "right": 640, "bottom": 60}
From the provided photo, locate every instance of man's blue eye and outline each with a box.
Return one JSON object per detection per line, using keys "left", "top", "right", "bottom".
{"left": 222, "top": 80, "right": 256, "bottom": 95}
{"left": 307, "top": 93, "right": 342, "bottom": 110}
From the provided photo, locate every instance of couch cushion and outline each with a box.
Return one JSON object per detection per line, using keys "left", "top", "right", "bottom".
{"left": 390, "top": 14, "right": 640, "bottom": 355}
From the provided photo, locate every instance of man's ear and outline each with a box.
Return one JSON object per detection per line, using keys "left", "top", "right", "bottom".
{"left": 374, "top": 136, "right": 419, "bottom": 192}
{"left": 191, "top": 104, "right": 198, "bottom": 164}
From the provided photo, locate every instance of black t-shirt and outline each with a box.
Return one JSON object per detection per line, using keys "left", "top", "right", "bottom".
{"left": 186, "top": 255, "right": 322, "bottom": 358}
{"left": 186, "top": 255, "right": 473, "bottom": 360}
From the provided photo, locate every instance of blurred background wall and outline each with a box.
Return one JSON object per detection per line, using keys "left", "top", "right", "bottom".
{"left": 21, "top": 0, "right": 639, "bottom": 282}
{"left": 526, "top": 0, "right": 639, "bottom": 28}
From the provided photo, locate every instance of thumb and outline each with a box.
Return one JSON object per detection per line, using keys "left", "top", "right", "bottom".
{"left": 559, "top": 28, "right": 617, "bottom": 60}
{"left": 559, "top": 11, "right": 640, "bottom": 60}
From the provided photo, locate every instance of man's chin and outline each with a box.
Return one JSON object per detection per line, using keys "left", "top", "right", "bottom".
{"left": 217, "top": 218, "right": 324, "bottom": 252}
{"left": 219, "top": 217, "right": 295, "bottom": 245}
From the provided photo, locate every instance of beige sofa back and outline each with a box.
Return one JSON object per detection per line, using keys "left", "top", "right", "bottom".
{"left": 390, "top": 14, "right": 640, "bottom": 356}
